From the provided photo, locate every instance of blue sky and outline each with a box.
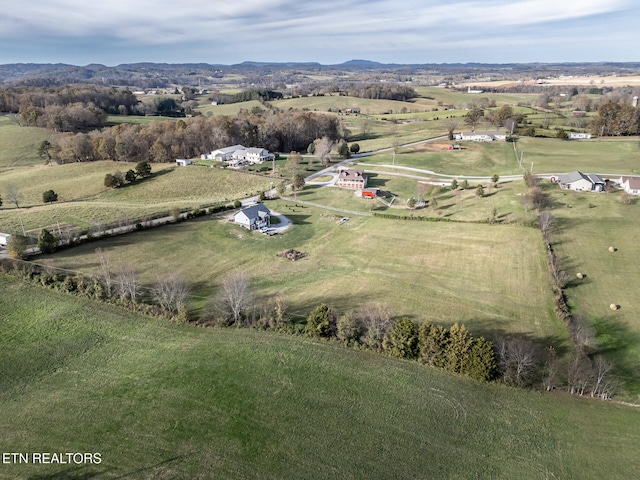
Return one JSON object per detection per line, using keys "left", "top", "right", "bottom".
{"left": 0, "top": 0, "right": 638, "bottom": 65}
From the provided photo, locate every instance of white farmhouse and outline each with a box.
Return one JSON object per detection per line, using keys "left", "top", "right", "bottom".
{"left": 453, "top": 131, "right": 506, "bottom": 141}
{"left": 569, "top": 132, "right": 592, "bottom": 140}
{"left": 201, "top": 145, "right": 275, "bottom": 165}
{"left": 234, "top": 204, "right": 271, "bottom": 230}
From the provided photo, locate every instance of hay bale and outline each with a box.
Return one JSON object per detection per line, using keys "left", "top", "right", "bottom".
{"left": 610, "top": 304, "right": 618, "bottom": 311}
{"left": 576, "top": 272, "right": 584, "bottom": 279}
{"left": 608, "top": 246, "right": 615, "bottom": 252}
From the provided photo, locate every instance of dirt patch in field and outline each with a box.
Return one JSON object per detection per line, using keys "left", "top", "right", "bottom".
{"left": 277, "top": 249, "right": 307, "bottom": 261}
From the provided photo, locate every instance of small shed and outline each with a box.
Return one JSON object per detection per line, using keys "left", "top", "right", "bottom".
{"left": 176, "top": 158, "right": 192, "bottom": 166}
{"left": 0, "top": 233, "right": 10, "bottom": 247}
{"left": 357, "top": 188, "right": 379, "bottom": 198}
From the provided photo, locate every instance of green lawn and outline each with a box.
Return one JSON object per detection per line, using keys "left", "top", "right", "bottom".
{"left": 1, "top": 275, "right": 639, "bottom": 479}
{"left": 0, "top": 116, "right": 51, "bottom": 167}
{"left": 42, "top": 199, "right": 560, "bottom": 343}
{"left": 548, "top": 186, "right": 640, "bottom": 400}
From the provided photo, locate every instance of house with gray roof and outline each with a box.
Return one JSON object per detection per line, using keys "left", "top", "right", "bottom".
{"left": 453, "top": 131, "right": 506, "bottom": 142}
{"left": 557, "top": 171, "right": 605, "bottom": 192}
{"left": 234, "top": 204, "right": 271, "bottom": 230}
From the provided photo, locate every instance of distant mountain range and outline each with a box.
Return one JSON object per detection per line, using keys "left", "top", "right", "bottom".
{"left": 1, "top": 60, "right": 639, "bottom": 87}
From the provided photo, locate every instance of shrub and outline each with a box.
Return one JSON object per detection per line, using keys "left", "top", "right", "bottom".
{"left": 42, "top": 189, "right": 58, "bottom": 203}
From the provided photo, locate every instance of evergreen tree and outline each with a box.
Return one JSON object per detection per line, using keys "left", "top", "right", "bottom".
{"left": 418, "top": 321, "right": 450, "bottom": 367}
{"left": 445, "top": 323, "right": 473, "bottom": 374}
{"left": 451, "top": 179, "right": 458, "bottom": 190}
{"left": 38, "top": 228, "right": 57, "bottom": 254}
{"left": 383, "top": 317, "right": 419, "bottom": 358}
{"left": 42, "top": 189, "right": 58, "bottom": 203}
{"left": 461, "top": 337, "right": 497, "bottom": 381}
{"left": 306, "top": 304, "right": 336, "bottom": 338}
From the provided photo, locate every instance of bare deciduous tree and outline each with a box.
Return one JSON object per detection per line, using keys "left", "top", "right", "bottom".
{"left": 313, "top": 136, "right": 334, "bottom": 167}
{"left": 95, "top": 248, "right": 112, "bottom": 295}
{"left": 115, "top": 264, "right": 139, "bottom": 303}
{"left": 590, "top": 355, "right": 615, "bottom": 399}
{"left": 357, "top": 302, "right": 392, "bottom": 349}
{"left": 219, "top": 271, "right": 253, "bottom": 326}
{"left": 153, "top": 274, "right": 190, "bottom": 315}
{"left": 567, "top": 352, "right": 592, "bottom": 395}
{"left": 538, "top": 210, "right": 555, "bottom": 240}
{"left": 541, "top": 346, "right": 558, "bottom": 392}
{"left": 5, "top": 183, "right": 22, "bottom": 208}
{"left": 496, "top": 338, "right": 540, "bottom": 387}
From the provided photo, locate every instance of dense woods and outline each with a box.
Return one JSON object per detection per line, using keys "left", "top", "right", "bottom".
{"left": 47, "top": 110, "right": 344, "bottom": 163}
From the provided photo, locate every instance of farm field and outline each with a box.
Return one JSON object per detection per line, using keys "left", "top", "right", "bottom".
{"left": 296, "top": 178, "right": 532, "bottom": 224}
{"left": 41, "top": 200, "right": 561, "bottom": 343}
{"left": 1, "top": 275, "right": 639, "bottom": 479}
{"left": 514, "top": 137, "right": 640, "bottom": 175}
{"left": 414, "top": 86, "right": 538, "bottom": 107}
{"left": 0, "top": 163, "right": 273, "bottom": 232}
{"left": 547, "top": 186, "right": 640, "bottom": 400}
{"left": 0, "top": 116, "right": 51, "bottom": 167}
{"left": 361, "top": 140, "right": 520, "bottom": 176}
{"left": 359, "top": 137, "right": 640, "bottom": 177}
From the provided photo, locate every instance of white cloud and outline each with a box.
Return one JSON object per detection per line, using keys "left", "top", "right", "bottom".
{"left": 0, "top": 0, "right": 637, "bottom": 63}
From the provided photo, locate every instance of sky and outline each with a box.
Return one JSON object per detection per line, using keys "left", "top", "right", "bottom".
{"left": 0, "top": 0, "right": 638, "bottom": 66}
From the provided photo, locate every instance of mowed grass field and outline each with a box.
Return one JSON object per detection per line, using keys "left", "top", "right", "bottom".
{"left": 1, "top": 275, "right": 639, "bottom": 479}
{"left": 0, "top": 163, "right": 273, "bottom": 231}
{"left": 41, "top": 200, "right": 561, "bottom": 342}
{"left": 515, "top": 137, "right": 640, "bottom": 174}
{"left": 0, "top": 116, "right": 51, "bottom": 167}
{"left": 548, "top": 186, "right": 640, "bottom": 400}
{"left": 361, "top": 137, "right": 640, "bottom": 177}
{"left": 362, "top": 140, "right": 520, "bottom": 176}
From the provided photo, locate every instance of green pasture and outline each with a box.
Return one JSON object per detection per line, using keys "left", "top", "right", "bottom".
{"left": 548, "top": 186, "right": 640, "bottom": 400}
{"left": 414, "top": 87, "right": 538, "bottom": 108}
{"left": 42, "top": 200, "right": 560, "bottom": 342}
{"left": 0, "top": 163, "right": 273, "bottom": 231}
{"left": 1, "top": 276, "right": 639, "bottom": 479}
{"left": 197, "top": 100, "right": 266, "bottom": 116}
{"left": 0, "top": 116, "right": 51, "bottom": 167}
{"left": 270, "top": 94, "right": 430, "bottom": 115}
{"left": 106, "top": 114, "right": 177, "bottom": 125}
{"left": 360, "top": 141, "right": 520, "bottom": 176}
{"left": 515, "top": 137, "right": 640, "bottom": 174}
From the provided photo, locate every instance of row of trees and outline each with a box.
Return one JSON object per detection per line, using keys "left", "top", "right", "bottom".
{"left": 46, "top": 109, "right": 345, "bottom": 164}
{"left": 104, "top": 161, "right": 152, "bottom": 189}
{"left": 306, "top": 305, "right": 497, "bottom": 381}
{"left": 0, "top": 85, "right": 139, "bottom": 115}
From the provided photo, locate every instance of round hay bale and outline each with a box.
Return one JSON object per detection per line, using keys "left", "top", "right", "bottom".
{"left": 608, "top": 246, "right": 615, "bottom": 252}
{"left": 610, "top": 304, "right": 618, "bottom": 311}
{"left": 576, "top": 272, "right": 584, "bottom": 279}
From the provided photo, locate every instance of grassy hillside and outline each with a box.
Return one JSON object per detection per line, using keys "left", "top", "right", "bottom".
{"left": 0, "top": 116, "right": 51, "bottom": 168}
{"left": 41, "top": 200, "right": 561, "bottom": 343}
{"left": 1, "top": 275, "right": 639, "bottom": 479}
{"left": 548, "top": 186, "right": 640, "bottom": 400}
{"left": 0, "top": 164, "right": 273, "bottom": 231}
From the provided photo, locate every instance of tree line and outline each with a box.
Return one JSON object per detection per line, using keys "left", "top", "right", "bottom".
{"left": 46, "top": 109, "right": 344, "bottom": 163}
